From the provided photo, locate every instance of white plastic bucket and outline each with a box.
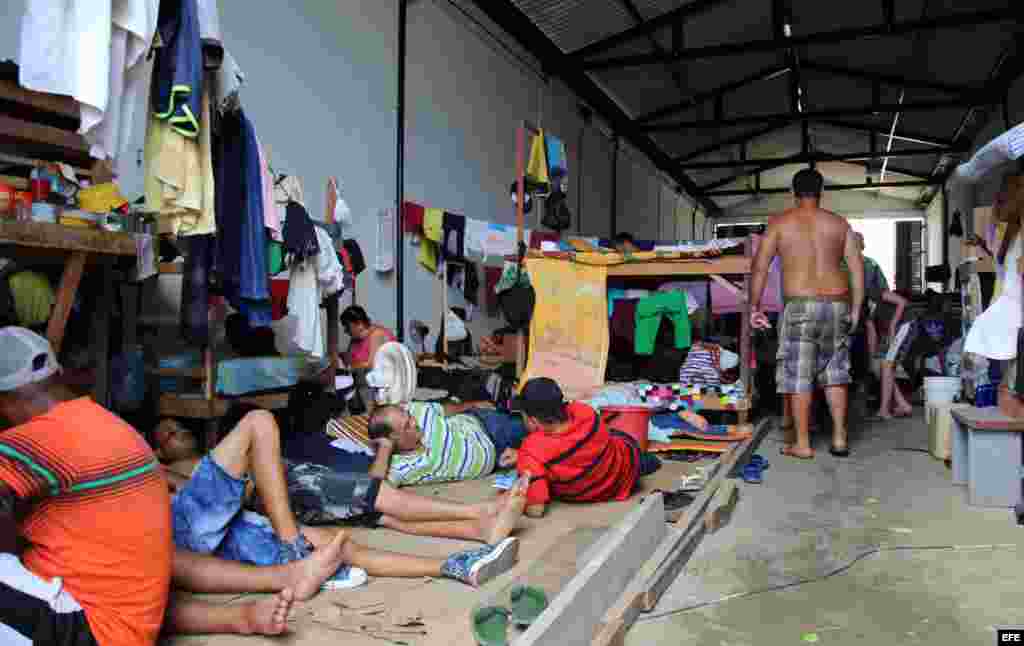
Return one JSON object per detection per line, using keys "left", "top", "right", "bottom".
{"left": 924, "top": 377, "right": 960, "bottom": 404}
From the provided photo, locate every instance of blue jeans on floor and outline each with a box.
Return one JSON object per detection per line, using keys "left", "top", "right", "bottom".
{"left": 467, "top": 409, "right": 529, "bottom": 459}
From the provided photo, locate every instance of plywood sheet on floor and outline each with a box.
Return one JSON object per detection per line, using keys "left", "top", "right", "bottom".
{"left": 162, "top": 460, "right": 695, "bottom": 646}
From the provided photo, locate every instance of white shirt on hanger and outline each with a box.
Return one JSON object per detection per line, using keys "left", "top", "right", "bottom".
{"left": 964, "top": 233, "right": 1023, "bottom": 360}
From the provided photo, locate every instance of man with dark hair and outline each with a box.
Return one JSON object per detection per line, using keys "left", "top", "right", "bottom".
{"left": 502, "top": 378, "right": 660, "bottom": 518}
{"left": 613, "top": 232, "right": 638, "bottom": 253}
{"left": 751, "top": 168, "right": 864, "bottom": 459}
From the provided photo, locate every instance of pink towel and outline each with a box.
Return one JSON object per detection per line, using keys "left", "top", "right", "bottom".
{"left": 711, "top": 234, "right": 783, "bottom": 314}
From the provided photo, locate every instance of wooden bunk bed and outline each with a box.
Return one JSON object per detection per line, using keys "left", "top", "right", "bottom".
{"left": 153, "top": 178, "right": 343, "bottom": 424}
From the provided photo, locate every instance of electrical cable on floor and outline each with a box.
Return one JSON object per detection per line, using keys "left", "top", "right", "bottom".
{"left": 637, "top": 543, "right": 1017, "bottom": 623}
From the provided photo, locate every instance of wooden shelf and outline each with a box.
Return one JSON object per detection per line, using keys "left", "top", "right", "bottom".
{"left": 0, "top": 221, "right": 137, "bottom": 256}
{"left": 159, "top": 392, "right": 290, "bottom": 420}
{"left": 606, "top": 255, "right": 750, "bottom": 277}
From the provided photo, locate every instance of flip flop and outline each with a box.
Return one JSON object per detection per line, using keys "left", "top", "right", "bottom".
{"left": 742, "top": 461, "right": 765, "bottom": 484}
{"left": 510, "top": 584, "right": 549, "bottom": 627}
{"left": 829, "top": 446, "right": 850, "bottom": 457}
{"left": 472, "top": 606, "right": 510, "bottom": 646}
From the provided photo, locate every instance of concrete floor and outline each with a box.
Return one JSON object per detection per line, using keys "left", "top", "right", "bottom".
{"left": 627, "top": 411, "right": 1024, "bottom": 646}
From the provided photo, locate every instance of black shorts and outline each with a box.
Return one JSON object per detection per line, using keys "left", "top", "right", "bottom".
{"left": 285, "top": 462, "right": 383, "bottom": 526}
{"left": 0, "top": 555, "right": 98, "bottom": 646}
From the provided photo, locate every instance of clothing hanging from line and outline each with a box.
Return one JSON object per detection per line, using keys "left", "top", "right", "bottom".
{"left": 464, "top": 217, "right": 487, "bottom": 260}
{"left": 679, "top": 342, "right": 721, "bottom": 387}
{"left": 965, "top": 232, "right": 1023, "bottom": 360}
{"left": 144, "top": 85, "right": 215, "bottom": 236}
{"left": 286, "top": 228, "right": 348, "bottom": 359}
{"left": 282, "top": 201, "right": 320, "bottom": 264}
{"left": 954, "top": 122, "right": 1024, "bottom": 183}
{"left": 214, "top": 107, "right": 271, "bottom": 327}
{"left": 180, "top": 234, "right": 215, "bottom": 345}
{"left": 18, "top": 0, "right": 159, "bottom": 160}
{"left": 403, "top": 201, "right": 425, "bottom": 234}
{"left": 442, "top": 212, "right": 466, "bottom": 262}
{"left": 256, "top": 136, "right": 281, "bottom": 241}
{"left": 635, "top": 291, "right": 691, "bottom": 355}
{"left": 342, "top": 239, "right": 366, "bottom": 276}
{"left": 152, "top": 0, "right": 203, "bottom": 138}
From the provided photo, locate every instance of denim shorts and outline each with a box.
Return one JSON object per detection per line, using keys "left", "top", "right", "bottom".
{"left": 172, "top": 456, "right": 288, "bottom": 566}
{"left": 467, "top": 409, "right": 529, "bottom": 458}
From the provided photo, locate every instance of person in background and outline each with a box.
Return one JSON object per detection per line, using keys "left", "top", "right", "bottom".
{"left": 368, "top": 399, "right": 529, "bottom": 487}
{"left": 341, "top": 305, "right": 397, "bottom": 370}
{"left": 613, "top": 232, "right": 639, "bottom": 253}
{"left": 750, "top": 168, "right": 863, "bottom": 459}
{"left": 502, "top": 378, "right": 661, "bottom": 518}
{"left": 874, "top": 292, "right": 916, "bottom": 420}
{"left": 341, "top": 305, "right": 397, "bottom": 412}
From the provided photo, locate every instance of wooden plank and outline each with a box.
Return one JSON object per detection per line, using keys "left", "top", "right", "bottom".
{"left": 592, "top": 524, "right": 703, "bottom": 646}
{"left": 159, "top": 262, "right": 184, "bottom": 274}
{"left": 518, "top": 494, "right": 667, "bottom": 646}
{"left": 147, "top": 366, "right": 206, "bottom": 379}
{"left": 606, "top": 256, "right": 751, "bottom": 277}
{"left": 0, "top": 114, "right": 91, "bottom": 167}
{"left": 158, "top": 392, "right": 292, "bottom": 419}
{"left": 0, "top": 79, "right": 80, "bottom": 119}
{"left": 92, "top": 259, "right": 113, "bottom": 408}
{"left": 0, "top": 221, "right": 137, "bottom": 256}
{"left": 46, "top": 250, "right": 87, "bottom": 354}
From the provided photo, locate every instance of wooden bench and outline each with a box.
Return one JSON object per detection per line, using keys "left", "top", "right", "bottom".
{"left": 951, "top": 406, "right": 1024, "bottom": 508}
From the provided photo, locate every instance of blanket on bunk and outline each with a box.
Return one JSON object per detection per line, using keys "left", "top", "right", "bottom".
{"left": 522, "top": 258, "right": 609, "bottom": 400}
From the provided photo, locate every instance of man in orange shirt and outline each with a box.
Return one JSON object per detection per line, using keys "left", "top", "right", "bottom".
{"left": 0, "top": 327, "right": 173, "bottom": 646}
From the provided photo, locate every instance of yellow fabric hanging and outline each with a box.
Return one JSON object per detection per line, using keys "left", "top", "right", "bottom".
{"left": 526, "top": 130, "right": 549, "bottom": 186}
{"left": 423, "top": 208, "right": 444, "bottom": 243}
{"left": 418, "top": 239, "right": 439, "bottom": 273}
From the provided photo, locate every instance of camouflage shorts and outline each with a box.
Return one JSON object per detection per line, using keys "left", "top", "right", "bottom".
{"left": 776, "top": 298, "right": 852, "bottom": 394}
{"left": 285, "top": 462, "right": 382, "bottom": 525}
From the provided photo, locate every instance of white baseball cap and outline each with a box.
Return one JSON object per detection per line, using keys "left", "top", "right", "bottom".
{"left": 0, "top": 327, "right": 60, "bottom": 391}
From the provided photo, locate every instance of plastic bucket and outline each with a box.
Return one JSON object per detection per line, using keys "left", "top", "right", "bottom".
{"left": 924, "top": 377, "right": 960, "bottom": 405}
{"left": 601, "top": 405, "right": 653, "bottom": 451}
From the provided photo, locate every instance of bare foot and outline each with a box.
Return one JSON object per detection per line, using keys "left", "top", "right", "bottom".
{"left": 893, "top": 406, "right": 913, "bottom": 418}
{"left": 301, "top": 525, "right": 341, "bottom": 549}
{"left": 288, "top": 530, "right": 350, "bottom": 601}
{"left": 481, "top": 475, "right": 528, "bottom": 544}
{"left": 241, "top": 589, "right": 294, "bottom": 635}
{"left": 780, "top": 445, "right": 815, "bottom": 460}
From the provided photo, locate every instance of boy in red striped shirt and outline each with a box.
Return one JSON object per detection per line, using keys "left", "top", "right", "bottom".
{"left": 506, "top": 378, "right": 660, "bottom": 517}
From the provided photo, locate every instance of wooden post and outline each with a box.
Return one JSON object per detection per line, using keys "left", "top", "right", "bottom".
{"left": 515, "top": 123, "right": 527, "bottom": 379}
{"left": 92, "top": 259, "right": 113, "bottom": 408}
{"left": 442, "top": 262, "right": 449, "bottom": 364}
{"left": 46, "top": 250, "right": 87, "bottom": 354}
{"left": 739, "top": 234, "right": 753, "bottom": 422}
{"left": 325, "top": 294, "right": 339, "bottom": 392}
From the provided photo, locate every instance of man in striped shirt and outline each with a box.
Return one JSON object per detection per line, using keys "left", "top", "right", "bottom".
{"left": 369, "top": 401, "right": 528, "bottom": 486}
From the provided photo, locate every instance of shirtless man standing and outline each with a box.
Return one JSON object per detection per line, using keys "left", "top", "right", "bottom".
{"left": 750, "top": 169, "right": 864, "bottom": 458}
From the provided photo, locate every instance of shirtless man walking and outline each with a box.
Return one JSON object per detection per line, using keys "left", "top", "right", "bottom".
{"left": 750, "top": 169, "right": 864, "bottom": 458}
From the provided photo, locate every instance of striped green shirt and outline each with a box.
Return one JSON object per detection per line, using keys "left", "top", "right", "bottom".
{"left": 387, "top": 403, "right": 496, "bottom": 486}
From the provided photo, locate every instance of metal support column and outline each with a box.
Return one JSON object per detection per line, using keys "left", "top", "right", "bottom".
{"left": 394, "top": 0, "right": 407, "bottom": 341}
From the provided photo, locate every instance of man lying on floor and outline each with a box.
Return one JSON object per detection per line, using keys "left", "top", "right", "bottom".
{"left": 157, "top": 406, "right": 526, "bottom": 588}
{"left": 367, "top": 400, "right": 529, "bottom": 486}
{"left": 503, "top": 378, "right": 662, "bottom": 518}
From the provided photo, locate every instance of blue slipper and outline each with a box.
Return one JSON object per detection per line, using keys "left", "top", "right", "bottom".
{"left": 742, "top": 461, "right": 765, "bottom": 484}
{"left": 749, "top": 454, "right": 769, "bottom": 470}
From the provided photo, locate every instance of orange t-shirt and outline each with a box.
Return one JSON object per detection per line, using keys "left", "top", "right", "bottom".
{"left": 0, "top": 398, "right": 172, "bottom": 646}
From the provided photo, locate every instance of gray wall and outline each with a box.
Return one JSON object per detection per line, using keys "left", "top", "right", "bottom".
{"left": 2, "top": 0, "right": 688, "bottom": 349}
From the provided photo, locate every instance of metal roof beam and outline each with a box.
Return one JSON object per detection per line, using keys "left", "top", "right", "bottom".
{"left": 570, "top": 0, "right": 737, "bottom": 60}
{"left": 815, "top": 119, "right": 954, "bottom": 148}
{"left": 639, "top": 65, "right": 790, "bottom": 123}
{"left": 707, "top": 179, "right": 937, "bottom": 197}
{"left": 466, "top": 0, "right": 721, "bottom": 214}
{"left": 645, "top": 98, "right": 997, "bottom": 131}
{"left": 802, "top": 61, "right": 981, "bottom": 97}
{"left": 679, "top": 146, "right": 958, "bottom": 171}
{"left": 581, "top": 6, "right": 1017, "bottom": 70}
{"left": 848, "top": 160, "right": 935, "bottom": 180}
{"left": 671, "top": 123, "right": 794, "bottom": 162}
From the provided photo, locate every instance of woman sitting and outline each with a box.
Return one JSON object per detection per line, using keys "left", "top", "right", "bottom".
{"left": 341, "top": 305, "right": 397, "bottom": 370}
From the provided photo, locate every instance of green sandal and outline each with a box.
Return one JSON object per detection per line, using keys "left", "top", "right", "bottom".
{"left": 510, "top": 584, "right": 549, "bottom": 627}
{"left": 472, "top": 606, "right": 511, "bottom": 646}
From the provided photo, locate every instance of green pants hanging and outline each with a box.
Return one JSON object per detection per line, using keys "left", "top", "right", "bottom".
{"left": 634, "top": 291, "right": 691, "bottom": 354}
